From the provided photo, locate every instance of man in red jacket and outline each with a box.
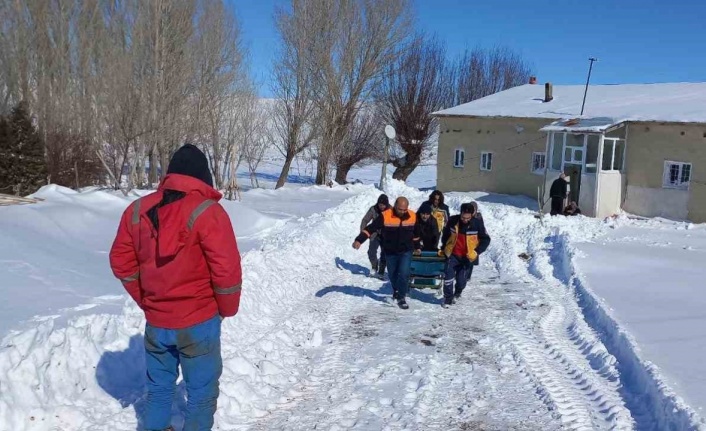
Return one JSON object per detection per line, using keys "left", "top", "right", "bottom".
{"left": 110, "top": 144, "right": 242, "bottom": 431}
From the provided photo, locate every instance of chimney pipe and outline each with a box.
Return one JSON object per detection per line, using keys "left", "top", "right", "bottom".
{"left": 529, "top": 76, "right": 537, "bottom": 85}
{"left": 544, "top": 82, "right": 553, "bottom": 102}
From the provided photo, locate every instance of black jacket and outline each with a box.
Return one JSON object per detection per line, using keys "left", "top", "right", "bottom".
{"left": 356, "top": 209, "right": 420, "bottom": 254}
{"left": 441, "top": 215, "right": 491, "bottom": 265}
{"left": 414, "top": 216, "right": 440, "bottom": 251}
{"left": 549, "top": 178, "right": 568, "bottom": 198}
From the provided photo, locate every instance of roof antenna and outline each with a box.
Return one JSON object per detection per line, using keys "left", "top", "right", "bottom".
{"left": 580, "top": 57, "right": 598, "bottom": 116}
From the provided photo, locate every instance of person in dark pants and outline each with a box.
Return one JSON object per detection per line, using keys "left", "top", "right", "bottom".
{"left": 440, "top": 203, "right": 491, "bottom": 308}
{"left": 353, "top": 197, "right": 420, "bottom": 309}
{"left": 549, "top": 173, "right": 569, "bottom": 215}
{"left": 414, "top": 202, "right": 441, "bottom": 253}
{"left": 359, "top": 194, "right": 390, "bottom": 277}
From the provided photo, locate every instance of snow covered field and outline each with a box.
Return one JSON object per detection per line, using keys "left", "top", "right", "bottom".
{"left": 575, "top": 217, "right": 706, "bottom": 426}
{"left": 1, "top": 158, "right": 706, "bottom": 430}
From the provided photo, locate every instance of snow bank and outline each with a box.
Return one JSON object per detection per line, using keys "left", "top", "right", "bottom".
{"left": 481, "top": 207, "right": 705, "bottom": 430}
{"left": 0, "top": 184, "right": 383, "bottom": 430}
{"left": 0, "top": 185, "right": 280, "bottom": 338}
{"left": 560, "top": 233, "right": 704, "bottom": 430}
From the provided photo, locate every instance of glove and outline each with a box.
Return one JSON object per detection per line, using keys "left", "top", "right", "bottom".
{"left": 437, "top": 250, "right": 445, "bottom": 257}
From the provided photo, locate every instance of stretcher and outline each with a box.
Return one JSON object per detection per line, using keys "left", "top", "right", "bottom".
{"left": 409, "top": 250, "right": 446, "bottom": 289}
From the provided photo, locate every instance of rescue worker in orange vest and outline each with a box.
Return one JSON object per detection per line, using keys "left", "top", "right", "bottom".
{"left": 353, "top": 197, "right": 420, "bottom": 309}
{"left": 440, "top": 203, "right": 491, "bottom": 308}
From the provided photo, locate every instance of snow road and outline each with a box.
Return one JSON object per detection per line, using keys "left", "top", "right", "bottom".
{"left": 0, "top": 179, "right": 702, "bottom": 430}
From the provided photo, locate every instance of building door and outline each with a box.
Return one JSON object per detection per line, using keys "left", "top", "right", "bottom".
{"left": 563, "top": 163, "right": 582, "bottom": 205}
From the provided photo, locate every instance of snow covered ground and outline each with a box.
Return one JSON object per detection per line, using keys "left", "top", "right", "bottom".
{"left": 574, "top": 217, "right": 706, "bottom": 427}
{"left": 1, "top": 157, "right": 706, "bottom": 430}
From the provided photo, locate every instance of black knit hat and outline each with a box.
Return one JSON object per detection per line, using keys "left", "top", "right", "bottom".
{"left": 377, "top": 194, "right": 390, "bottom": 206}
{"left": 418, "top": 201, "right": 433, "bottom": 214}
{"left": 460, "top": 203, "right": 476, "bottom": 214}
{"left": 167, "top": 144, "right": 214, "bottom": 188}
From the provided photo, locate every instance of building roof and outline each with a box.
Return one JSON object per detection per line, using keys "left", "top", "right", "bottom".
{"left": 432, "top": 82, "right": 706, "bottom": 125}
{"left": 539, "top": 117, "right": 623, "bottom": 133}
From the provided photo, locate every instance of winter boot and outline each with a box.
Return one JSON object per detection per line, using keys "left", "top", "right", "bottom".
{"left": 371, "top": 262, "right": 378, "bottom": 274}
{"left": 442, "top": 297, "right": 453, "bottom": 308}
{"left": 397, "top": 298, "right": 409, "bottom": 309}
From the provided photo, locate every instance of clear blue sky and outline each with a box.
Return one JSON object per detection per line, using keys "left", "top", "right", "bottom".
{"left": 228, "top": 0, "right": 706, "bottom": 97}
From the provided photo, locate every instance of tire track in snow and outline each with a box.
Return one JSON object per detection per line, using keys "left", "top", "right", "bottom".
{"left": 547, "top": 232, "right": 706, "bottom": 430}
{"left": 449, "top": 200, "right": 635, "bottom": 430}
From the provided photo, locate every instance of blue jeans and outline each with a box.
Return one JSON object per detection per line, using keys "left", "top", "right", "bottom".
{"left": 386, "top": 251, "right": 412, "bottom": 300}
{"left": 444, "top": 255, "right": 473, "bottom": 300}
{"left": 143, "top": 314, "right": 222, "bottom": 431}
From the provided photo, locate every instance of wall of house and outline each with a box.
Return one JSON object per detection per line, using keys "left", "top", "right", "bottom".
{"left": 437, "top": 117, "right": 552, "bottom": 199}
{"left": 579, "top": 174, "right": 596, "bottom": 217}
{"left": 623, "top": 123, "right": 706, "bottom": 222}
{"left": 596, "top": 172, "right": 622, "bottom": 218}
{"left": 624, "top": 186, "right": 689, "bottom": 220}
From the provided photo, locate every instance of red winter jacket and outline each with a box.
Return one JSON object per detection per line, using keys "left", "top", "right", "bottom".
{"left": 109, "top": 174, "right": 242, "bottom": 329}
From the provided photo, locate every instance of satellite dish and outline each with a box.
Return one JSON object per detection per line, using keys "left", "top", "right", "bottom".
{"left": 384, "top": 125, "right": 396, "bottom": 140}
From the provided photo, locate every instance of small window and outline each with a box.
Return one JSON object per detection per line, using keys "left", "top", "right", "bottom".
{"left": 531, "top": 152, "right": 546, "bottom": 174}
{"left": 663, "top": 161, "right": 692, "bottom": 190}
{"left": 602, "top": 139, "right": 626, "bottom": 171}
{"left": 454, "top": 149, "right": 464, "bottom": 167}
{"left": 480, "top": 152, "right": 493, "bottom": 171}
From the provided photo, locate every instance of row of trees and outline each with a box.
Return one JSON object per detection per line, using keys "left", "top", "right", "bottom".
{"left": 0, "top": 0, "right": 533, "bottom": 195}
{"left": 0, "top": 0, "right": 271, "bottom": 196}
{"left": 270, "top": 0, "right": 533, "bottom": 185}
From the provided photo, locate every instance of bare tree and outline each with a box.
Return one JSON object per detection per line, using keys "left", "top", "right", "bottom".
{"left": 376, "top": 35, "right": 456, "bottom": 181}
{"left": 456, "top": 46, "right": 533, "bottom": 104}
{"left": 0, "top": 0, "right": 249, "bottom": 194}
{"left": 333, "top": 106, "right": 383, "bottom": 184}
{"left": 239, "top": 100, "right": 272, "bottom": 188}
{"left": 300, "top": 0, "right": 413, "bottom": 185}
{"left": 270, "top": 2, "right": 320, "bottom": 189}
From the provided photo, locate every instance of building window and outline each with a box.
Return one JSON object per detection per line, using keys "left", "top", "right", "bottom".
{"left": 480, "top": 152, "right": 493, "bottom": 171}
{"left": 663, "top": 161, "right": 692, "bottom": 190}
{"left": 531, "top": 152, "right": 546, "bottom": 174}
{"left": 549, "top": 133, "right": 563, "bottom": 170}
{"left": 454, "top": 149, "right": 464, "bottom": 167}
{"left": 585, "top": 135, "right": 600, "bottom": 174}
{"left": 602, "top": 139, "right": 625, "bottom": 171}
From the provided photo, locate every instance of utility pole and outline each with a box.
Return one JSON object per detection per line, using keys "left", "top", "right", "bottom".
{"left": 381, "top": 125, "right": 395, "bottom": 190}
{"left": 581, "top": 57, "right": 598, "bottom": 116}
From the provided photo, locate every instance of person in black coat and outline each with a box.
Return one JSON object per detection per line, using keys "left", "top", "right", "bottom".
{"left": 359, "top": 194, "right": 391, "bottom": 276}
{"left": 440, "top": 203, "right": 491, "bottom": 307}
{"left": 549, "top": 173, "right": 568, "bottom": 216}
{"left": 414, "top": 202, "right": 440, "bottom": 252}
{"left": 424, "top": 190, "right": 451, "bottom": 235}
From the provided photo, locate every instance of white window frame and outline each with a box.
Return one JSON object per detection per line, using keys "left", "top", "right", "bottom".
{"left": 663, "top": 161, "right": 692, "bottom": 190}
{"left": 453, "top": 148, "right": 465, "bottom": 168}
{"left": 547, "top": 132, "right": 564, "bottom": 171}
{"left": 480, "top": 152, "right": 493, "bottom": 171}
{"left": 531, "top": 152, "right": 546, "bottom": 175}
{"left": 602, "top": 138, "right": 625, "bottom": 172}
